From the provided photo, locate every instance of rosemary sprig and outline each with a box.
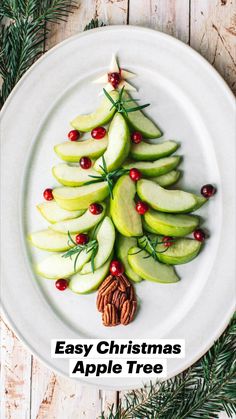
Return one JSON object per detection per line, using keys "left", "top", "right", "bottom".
{"left": 130, "top": 235, "right": 175, "bottom": 261}
{"left": 103, "top": 86, "right": 150, "bottom": 116}
{"left": 84, "top": 155, "right": 129, "bottom": 198}
{"left": 62, "top": 231, "right": 98, "bottom": 273}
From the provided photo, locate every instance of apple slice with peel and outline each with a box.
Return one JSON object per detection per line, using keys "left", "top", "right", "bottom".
{"left": 28, "top": 229, "right": 77, "bottom": 252}
{"left": 69, "top": 256, "right": 112, "bottom": 294}
{"left": 116, "top": 235, "right": 142, "bottom": 282}
{"left": 128, "top": 246, "right": 179, "bottom": 283}
{"left": 122, "top": 91, "right": 162, "bottom": 139}
{"left": 123, "top": 156, "right": 181, "bottom": 177}
{"left": 156, "top": 238, "right": 202, "bottom": 265}
{"left": 36, "top": 250, "right": 91, "bottom": 279}
{"left": 152, "top": 170, "right": 181, "bottom": 187}
{"left": 110, "top": 175, "right": 143, "bottom": 237}
{"left": 37, "top": 201, "right": 84, "bottom": 223}
{"left": 50, "top": 203, "right": 106, "bottom": 233}
{"left": 94, "top": 113, "right": 130, "bottom": 173}
{"left": 137, "top": 179, "right": 204, "bottom": 213}
{"left": 191, "top": 195, "right": 207, "bottom": 211}
{"left": 52, "top": 163, "right": 99, "bottom": 187}
{"left": 142, "top": 219, "right": 157, "bottom": 234}
{"left": 54, "top": 137, "right": 108, "bottom": 162}
{"left": 130, "top": 140, "right": 178, "bottom": 161}
{"left": 144, "top": 210, "right": 200, "bottom": 236}
{"left": 81, "top": 217, "right": 115, "bottom": 274}
{"left": 71, "top": 90, "right": 119, "bottom": 132}
{"left": 53, "top": 182, "right": 109, "bottom": 210}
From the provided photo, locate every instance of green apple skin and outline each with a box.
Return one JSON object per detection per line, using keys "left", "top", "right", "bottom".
{"left": 37, "top": 201, "right": 85, "bottom": 224}
{"left": 54, "top": 137, "right": 107, "bottom": 162}
{"left": 130, "top": 140, "right": 178, "bottom": 161}
{"left": 52, "top": 164, "right": 100, "bottom": 187}
{"left": 81, "top": 217, "right": 115, "bottom": 274}
{"left": 28, "top": 229, "right": 77, "bottom": 252}
{"left": 144, "top": 210, "right": 200, "bottom": 237}
{"left": 142, "top": 219, "right": 158, "bottom": 234}
{"left": 94, "top": 113, "right": 130, "bottom": 173}
{"left": 50, "top": 203, "right": 106, "bottom": 234}
{"left": 156, "top": 238, "right": 202, "bottom": 265}
{"left": 137, "top": 179, "right": 199, "bottom": 213}
{"left": 116, "top": 235, "right": 142, "bottom": 282}
{"left": 191, "top": 195, "right": 208, "bottom": 211}
{"left": 71, "top": 90, "right": 119, "bottom": 132}
{"left": 69, "top": 256, "right": 112, "bottom": 294}
{"left": 110, "top": 175, "right": 143, "bottom": 237}
{"left": 53, "top": 182, "right": 109, "bottom": 211}
{"left": 123, "top": 156, "right": 181, "bottom": 177}
{"left": 128, "top": 246, "right": 179, "bottom": 283}
{"left": 152, "top": 170, "right": 181, "bottom": 187}
{"left": 122, "top": 91, "right": 162, "bottom": 139}
{"left": 36, "top": 250, "right": 91, "bottom": 280}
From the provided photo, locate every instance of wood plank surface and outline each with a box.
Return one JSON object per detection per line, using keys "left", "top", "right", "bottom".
{"left": 1, "top": 0, "right": 235, "bottom": 418}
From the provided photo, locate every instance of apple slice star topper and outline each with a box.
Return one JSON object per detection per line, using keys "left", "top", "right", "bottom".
{"left": 93, "top": 54, "right": 137, "bottom": 94}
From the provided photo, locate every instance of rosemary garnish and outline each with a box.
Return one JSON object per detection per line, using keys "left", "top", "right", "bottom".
{"left": 62, "top": 231, "right": 98, "bottom": 273}
{"left": 103, "top": 86, "right": 150, "bottom": 116}
{"left": 130, "top": 235, "right": 176, "bottom": 262}
{"left": 84, "top": 155, "right": 128, "bottom": 198}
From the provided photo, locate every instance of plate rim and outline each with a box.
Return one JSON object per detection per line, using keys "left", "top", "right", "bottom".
{"left": 1, "top": 25, "right": 235, "bottom": 390}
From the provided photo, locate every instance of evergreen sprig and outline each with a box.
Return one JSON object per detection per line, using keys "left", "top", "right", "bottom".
{"left": 101, "top": 314, "right": 236, "bottom": 419}
{"left": 84, "top": 18, "right": 105, "bottom": 31}
{"left": 0, "top": 0, "right": 77, "bottom": 106}
{"left": 62, "top": 231, "right": 98, "bottom": 273}
{"left": 103, "top": 86, "right": 150, "bottom": 116}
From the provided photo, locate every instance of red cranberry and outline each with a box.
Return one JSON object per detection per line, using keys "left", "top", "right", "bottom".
{"left": 55, "top": 278, "right": 68, "bottom": 291}
{"left": 68, "top": 130, "right": 80, "bottom": 141}
{"left": 201, "top": 184, "right": 216, "bottom": 198}
{"left": 43, "top": 188, "right": 53, "bottom": 201}
{"left": 91, "top": 126, "right": 107, "bottom": 140}
{"left": 136, "top": 201, "right": 149, "bottom": 215}
{"left": 162, "top": 236, "right": 174, "bottom": 247}
{"left": 193, "top": 229, "right": 206, "bottom": 242}
{"left": 131, "top": 131, "right": 143, "bottom": 144}
{"left": 108, "top": 72, "right": 121, "bottom": 89}
{"left": 110, "top": 260, "right": 124, "bottom": 276}
{"left": 80, "top": 156, "right": 92, "bottom": 169}
{"left": 129, "top": 168, "right": 142, "bottom": 182}
{"left": 75, "top": 233, "right": 89, "bottom": 245}
{"left": 89, "top": 203, "right": 103, "bottom": 215}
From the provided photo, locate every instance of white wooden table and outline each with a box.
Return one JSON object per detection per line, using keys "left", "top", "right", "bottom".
{"left": 1, "top": 1, "right": 235, "bottom": 418}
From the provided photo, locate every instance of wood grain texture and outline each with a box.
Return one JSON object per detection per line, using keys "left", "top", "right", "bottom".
{"left": 1, "top": 0, "right": 235, "bottom": 418}
{"left": 129, "top": 0, "right": 190, "bottom": 43}
{"left": 190, "top": 0, "right": 236, "bottom": 94}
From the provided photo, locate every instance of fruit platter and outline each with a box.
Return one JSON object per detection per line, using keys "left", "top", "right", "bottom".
{"left": 28, "top": 55, "right": 217, "bottom": 328}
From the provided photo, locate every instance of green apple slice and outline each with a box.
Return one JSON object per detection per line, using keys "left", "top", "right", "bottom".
{"left": 122, "top": 91, "right": 162, "bottom": 139}
{"left": 54, "top": 137, "right": 108, "bottom": 162}
{"left": 128, "top": 246, "right": 179, "bottom": 283}
{"left": 137, "top": 179, "right": 201, "bottom": 213}
{"left": 50, "top": 203, "right": 106, "bottom": 233}
{"left": 53, "top": 182, "right": 109, "bottom": 210}
{"left": 156, "top": 238, "right": 202, "bottom": 264}
{"left": 123, "top": 156, "right": 181, "bottom": 177}
{"left": 142, "top": 219, "right": 157, "bottom": 234}
{"left": 110, "top": 175, "right": 143, "bottom": 237}
{"left": 52, "top": 163, "right": 99, "bottom": 187}
{"left": 191, "top": 195, "right": 208, "bottom": 211}
{"left": 144, "top": 210, "right": 200, "bottom": 236}
{"left": 94, "top": 113, "right": 130, "bottom": 173}
{"left": 130, "top": 140, "right": 178, "bottom": 161}
{"left": 28, "top": 229, "right": 76, "bottom": 252}
{"left": 71, "top": 90, "right": 119, "bottom": 132}
{"left": 69, "top": 256, "right": 112, "bottom": 294}
{"left": 36, "top": 250, "right": 91, "bottom": 279}
{"left": 116, "top": 235, "right": 142, "bottom": 282}
{"left": 81, "top": 217, "right": 115, "bottom": 274}
{"left": 151, "top": 170, "right": 181, "bottom": 187}
{"left": 37, "top": 201, "right": 84, "bottom": 223}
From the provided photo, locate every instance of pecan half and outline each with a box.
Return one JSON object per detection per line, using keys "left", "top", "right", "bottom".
{"left": 120, "top": 300, "right": 137, "bottom": 326}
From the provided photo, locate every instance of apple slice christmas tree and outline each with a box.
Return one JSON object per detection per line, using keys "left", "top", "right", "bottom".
{"left": 28, "top": 54, "right": 216, "bottom": 327}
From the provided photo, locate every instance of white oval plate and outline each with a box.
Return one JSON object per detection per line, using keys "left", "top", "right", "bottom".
{"left": 1, "top": 26, "right": 235, "bottom": 390}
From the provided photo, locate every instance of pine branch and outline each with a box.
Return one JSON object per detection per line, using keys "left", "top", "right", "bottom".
{"left": 84, "top": 18, "right": 105, "bottom": 31}
{"left": 102, "top": 314, "right": 236, "bottom": 419}
{"left": 0, "top": 0, "right": 77, "bottom": 105}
